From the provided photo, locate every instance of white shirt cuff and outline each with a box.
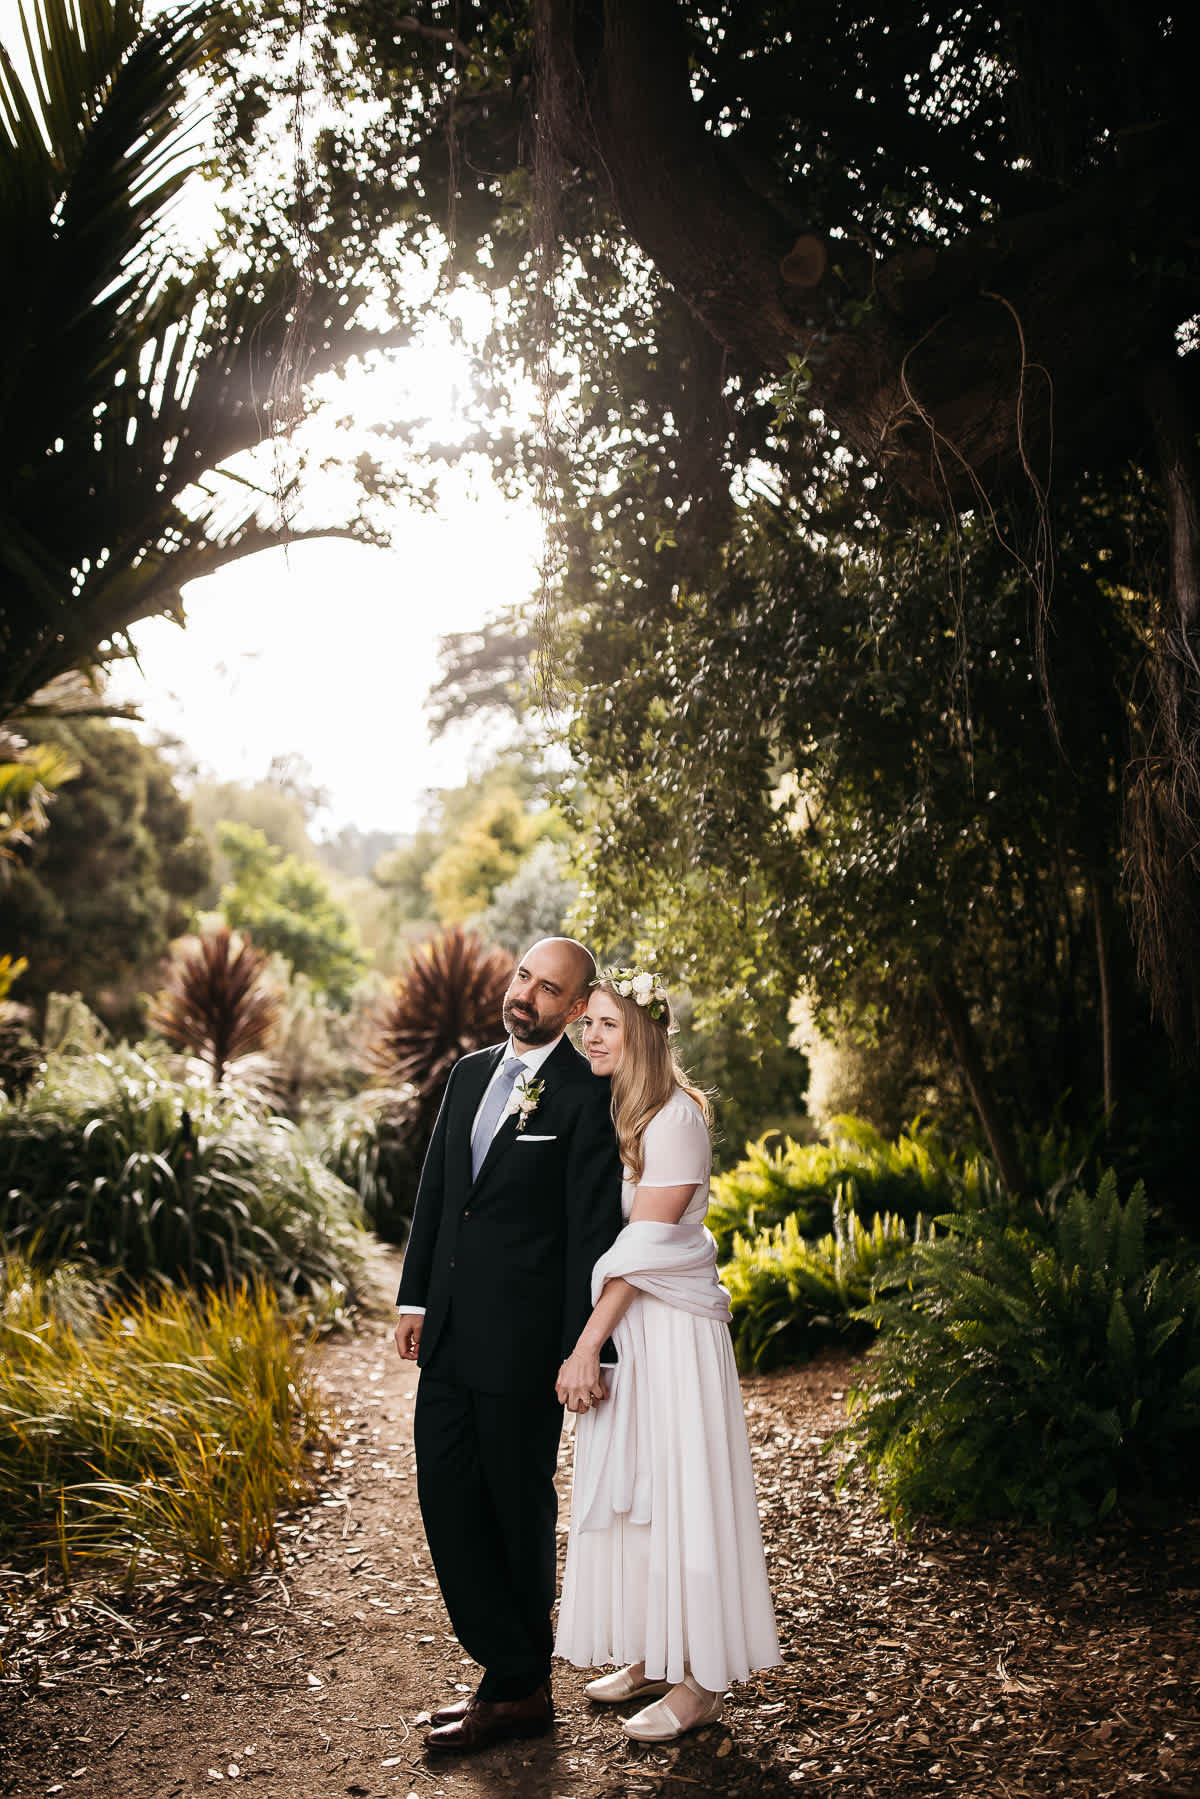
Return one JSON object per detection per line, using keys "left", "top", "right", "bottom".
{"left": 396, "top": 1304, "right": 426, "bottom": 1315}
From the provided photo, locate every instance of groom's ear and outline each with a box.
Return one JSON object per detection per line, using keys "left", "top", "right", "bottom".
{"left": 565, "top": 991, "right": 588, "bottom": 1026}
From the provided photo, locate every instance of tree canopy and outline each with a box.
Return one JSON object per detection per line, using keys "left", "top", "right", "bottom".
{"left": 291, "top": 0, "right": 1199, "bottom": 1064}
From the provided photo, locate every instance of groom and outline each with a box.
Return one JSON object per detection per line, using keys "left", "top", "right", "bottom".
{"left": 394, "top": 936, "right": 623, "bottom": 1753}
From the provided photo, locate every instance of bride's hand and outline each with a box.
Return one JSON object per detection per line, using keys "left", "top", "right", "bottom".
{"left": 556, "top": 1345, "right": 607, "bottom": 1411}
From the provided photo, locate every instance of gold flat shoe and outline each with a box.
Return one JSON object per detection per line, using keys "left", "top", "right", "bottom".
{"left": 584, "top": 1665, "right": 673, "bottom": 1703}
{"left": 623, "top": 1690, "right": 723, "bottom": 1742}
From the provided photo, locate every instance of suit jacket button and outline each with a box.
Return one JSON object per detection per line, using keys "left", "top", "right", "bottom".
{"left": 463, "top": 1210, "right": 471, "bottom": 1219}
{"left": 449, "top": 1257, "right": 456, "bottom": 1268}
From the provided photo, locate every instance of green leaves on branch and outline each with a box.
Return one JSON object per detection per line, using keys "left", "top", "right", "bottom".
{"left": 218, "top": 822, "right": 366, "bottom": 1008}
{"left": 708, "top": 1116, "right": 998, "bottom": 1261}
{"left": 0, "top": 0, "right": 402, "bottom": 713}
{"left": 723, "top": 1202, "right": 921, "bottom": 1374}
{"left": 836, "top": 1172, "right": 1200, "bottom": 1530}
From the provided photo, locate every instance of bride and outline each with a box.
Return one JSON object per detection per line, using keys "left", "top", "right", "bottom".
{"left": 554, "top": 969, "right": 779, "bottom": 1742}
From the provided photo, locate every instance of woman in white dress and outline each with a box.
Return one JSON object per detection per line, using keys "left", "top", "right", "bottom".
{"left": 554, "top": 970, "right": 779, "bottom": 1742}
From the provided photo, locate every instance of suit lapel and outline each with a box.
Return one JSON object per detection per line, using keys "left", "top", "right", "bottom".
{"left": 451, "top": 1045, "right": 505, "bottom": 1197}
{"left": 469, "top": 1035, "right": 581, "bottom": 1191}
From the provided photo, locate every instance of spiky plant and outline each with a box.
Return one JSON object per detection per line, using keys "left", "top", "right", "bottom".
{"left": 0, "top": 0, "right": 406, "bottom": 715}
{"left": 148, "top": 925, "right": 281, "bottom": 1086}
{"left": 361, "top": 925, "right": 514, "bottom": 1176}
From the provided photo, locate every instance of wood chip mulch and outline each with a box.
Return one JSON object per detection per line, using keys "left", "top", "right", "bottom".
{"left": 1, "top": 1245, "right": 1197, "bottom": 1798}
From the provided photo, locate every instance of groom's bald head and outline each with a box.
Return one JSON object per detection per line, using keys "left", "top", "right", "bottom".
{"left": 527, "top": 936, "right": 596, "bottom": 999}
{"left": 503, "top": 937, "right": 596, "bottom": 1048}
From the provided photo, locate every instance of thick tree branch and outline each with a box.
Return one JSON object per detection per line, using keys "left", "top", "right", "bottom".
{"left": 534, "top": 0, "right": 1200, "bottom": 508}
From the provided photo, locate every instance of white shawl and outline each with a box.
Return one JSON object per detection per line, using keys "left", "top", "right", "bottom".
{"left": 575, "top": 1220, "right": 731, "bottom": 1531}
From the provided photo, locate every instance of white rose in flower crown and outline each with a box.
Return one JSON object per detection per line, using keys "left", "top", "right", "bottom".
{"left": 631, "top": 973, "right": 656, "bottom": 997}
{"left": 618, "top": 980, "right": 633, "bottom": 996}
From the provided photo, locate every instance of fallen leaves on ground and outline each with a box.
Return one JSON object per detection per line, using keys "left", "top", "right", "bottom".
{"left": 1, "top": 1248, "right": 1197, "bottom": 1798}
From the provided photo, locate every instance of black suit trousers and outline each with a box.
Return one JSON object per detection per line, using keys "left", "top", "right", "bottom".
{"left": 414, "top": 1325, "right": 564, "bottom": 1701}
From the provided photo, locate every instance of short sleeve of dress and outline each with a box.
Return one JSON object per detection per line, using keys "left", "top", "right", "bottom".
{"left": 638, "top": 1093, "right": 712, "bottom": 1187}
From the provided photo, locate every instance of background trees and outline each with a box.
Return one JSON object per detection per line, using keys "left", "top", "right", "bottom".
{"left": 271, "top": 0, "right": 1200, "bottom": 1207}
{"left": 0, "top": 718, "right": 211, "bottom": 1028}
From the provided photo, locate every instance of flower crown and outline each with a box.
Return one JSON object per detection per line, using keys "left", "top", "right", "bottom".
{"left": 596, "top": 966, "right": 670, "bottom": 1022}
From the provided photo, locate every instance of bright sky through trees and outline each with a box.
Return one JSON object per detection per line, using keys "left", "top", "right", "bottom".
{"left": 0, "top": 0, "right": 540, "bottom": 836}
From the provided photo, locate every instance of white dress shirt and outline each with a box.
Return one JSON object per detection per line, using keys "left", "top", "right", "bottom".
{"left": 397, "top": 1035, "right": 564, "bottom": 1316}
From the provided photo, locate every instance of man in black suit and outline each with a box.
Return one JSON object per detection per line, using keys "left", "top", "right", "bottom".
{"left": 393, "top": 936, "right": 622, "bottom": 1754}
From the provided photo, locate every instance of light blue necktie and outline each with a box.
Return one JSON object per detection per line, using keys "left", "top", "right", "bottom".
{"left": 471, "top": 1055, "right": 524, "bottom": 1180}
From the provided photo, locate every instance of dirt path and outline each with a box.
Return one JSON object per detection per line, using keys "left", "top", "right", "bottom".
{"left": 3, "top": 1243, "right": 1199, "bottom": 1799}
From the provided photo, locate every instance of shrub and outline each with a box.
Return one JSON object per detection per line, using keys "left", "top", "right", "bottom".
{"left": 147, "top": 924, "right": 282, "bottom": 1088}
{"left": 721, "top": 1202, "right": 919, "bottom": 1371}
{"left": 835, "top": 1171, "right": 1200, "bottom": 1530}
{"left": 0, "top": 1252, "right": 326, "bottom": 1579}
{"left": 316, "top": 1086, "right": 418, "bottom": 1244}
{"left": 361, "top": 924, "right": 513, "bottom": 1175}
{"left": 708, "top": 1115, "right": 997, "bottom": 1260}
{"left": 0, "top": 1044, "right": 366, "bottom": 1302}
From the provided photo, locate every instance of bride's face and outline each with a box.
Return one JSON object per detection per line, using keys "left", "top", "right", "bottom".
{"left": 581, "top": 990, "right": 625, "bottom": 1076}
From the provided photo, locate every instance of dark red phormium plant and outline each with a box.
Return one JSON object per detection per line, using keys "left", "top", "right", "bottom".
{"left": 361, "top": 924, "right": 514, "bottom": 1170}
{"left": 148, "top": 926, "right": 282, "bottom": 1086}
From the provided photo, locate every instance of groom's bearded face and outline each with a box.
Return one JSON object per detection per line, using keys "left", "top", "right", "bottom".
{"left": 503, "top": 943, "right": 589, "bottom": 1047}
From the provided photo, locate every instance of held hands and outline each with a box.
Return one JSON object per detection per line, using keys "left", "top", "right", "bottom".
{"left": 556, "top": 1343, "right": 608, "bottom": 1413}
{"left": 394, "top": 1313, "right": 424, "bottom": 1360}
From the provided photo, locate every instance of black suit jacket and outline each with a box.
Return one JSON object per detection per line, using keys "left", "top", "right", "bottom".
{"left": 395, "top": 1036, "right": 624, "bottom": 1393}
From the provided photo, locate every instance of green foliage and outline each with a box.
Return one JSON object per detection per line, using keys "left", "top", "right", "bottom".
{"left": 708, "top": 1117, "right": 997, "bottom": 1261}
{"left": 0, "top": 1253, "right": 326, "bottom": 1579}
{"left": 474, "top": 837, "right": 579, "bottom": 955}
{"left": 0, "top": 0, "right": 401, "bottom": 713}
{"left": 0, "top": 719, "right": 212, "bottom": 1027}
{"left": 0, "top": 737, "right": 79, "bottom": 861}
{"left": 426, "top": 782, "right": 567, "bottom": 925}
{"left": 722, "top": 1203, "right": 919, "bottom": 1372}
{"left": 218, "top": 822, "right": 366, "bottom": 1007}
{"left": 0, "top": 1043, "right": 366, "bottom": 1301}
{"left": 315, "top": 1087, "right": 419, "bottom": 1246}
{"left": 669, "top": 991, "right": 808, "bottom": 1173}
{"left": 190, "top": 777, "right": 321, "bottom": 889}
{"left": 836, "top": 1172, "right": 1200, "bottom": 1530}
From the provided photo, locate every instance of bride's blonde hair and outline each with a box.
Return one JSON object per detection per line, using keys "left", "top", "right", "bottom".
{"left": 592, "top": 978, "right": 710, "bottom": 1182}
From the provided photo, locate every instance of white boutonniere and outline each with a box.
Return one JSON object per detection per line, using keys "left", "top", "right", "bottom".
{"left": 504, "top": 1075, "right": 545, "bottom": 1132}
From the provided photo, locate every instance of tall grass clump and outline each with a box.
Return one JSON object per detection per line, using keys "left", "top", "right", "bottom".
{"left": 0, "top": 1252, "right": 327, "bottom": 1579}
{"left": 708, "top": 1116, "right": 997, "bottom": 1259}
{"left": 0, "top": 1044, "right": 365, "bottom": 1302}
{"left": 836, "top": 1171, "right": 1200, "bottom": 1530}
{"left": 722, "top": 1202, "right": 921, "bottom": 1371}
{"left": 315, "top": 1086, "right": 418, "bottom": 1245}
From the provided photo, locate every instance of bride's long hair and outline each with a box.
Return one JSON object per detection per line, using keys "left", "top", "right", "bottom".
{"left": 592, "top": 978, "right": 710, "bottom": 1182}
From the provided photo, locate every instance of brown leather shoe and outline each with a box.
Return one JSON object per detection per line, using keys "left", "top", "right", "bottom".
{"left": 425, "top": 1682, "right": 554, "bottom": 1753}
{"left": 429, "top": 1694, "right": 473, "bottom": 1726}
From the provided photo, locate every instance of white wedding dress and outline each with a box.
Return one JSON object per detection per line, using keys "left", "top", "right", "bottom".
{"left": 554, "top": 1091, "right": 780, "bottom": 1693}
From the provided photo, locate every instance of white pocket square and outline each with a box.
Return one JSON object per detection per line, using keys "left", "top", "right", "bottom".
{"left": 517, "top": 1134, "right": 558, "bottom": 1142}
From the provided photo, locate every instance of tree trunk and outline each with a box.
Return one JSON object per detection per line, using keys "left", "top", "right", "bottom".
{"left": 1088, "top": 872, "right": 1116, "bottom": 1121}
{"left": 1125, "top": 358, "right": 1200, "bottom": 1053}
{"left": 930, "top": 975, "right": 1025, "bottom": 1194}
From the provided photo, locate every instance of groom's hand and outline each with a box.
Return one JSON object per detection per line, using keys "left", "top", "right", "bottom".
{"left": 394, "top": 1313, "right": 424, "bottom": 1360}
